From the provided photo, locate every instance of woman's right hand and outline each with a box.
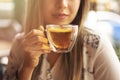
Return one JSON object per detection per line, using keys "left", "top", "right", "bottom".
{"left": 21, "top": 26, "right": 51, "bottom": 68}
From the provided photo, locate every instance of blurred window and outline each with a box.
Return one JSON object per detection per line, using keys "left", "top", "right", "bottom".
{"left": 0, "top": 0, "right": 14, "bottom": 19}
{"left": 0, "top": 0, "right": 22, "bottom": 58}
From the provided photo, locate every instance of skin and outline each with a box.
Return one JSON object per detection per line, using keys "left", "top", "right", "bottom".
{"left": 42, "top": 0, "right": 80, "bottom": 25}
{"left": 19, "top": 0, "right": 80, "bottom": 80}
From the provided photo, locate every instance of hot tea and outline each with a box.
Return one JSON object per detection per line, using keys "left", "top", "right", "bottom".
{"left": 46, "top": 25, "right": 78, "bottom": 53}
{"left": 47, "top": 27, "right": 73, "bottom": 49}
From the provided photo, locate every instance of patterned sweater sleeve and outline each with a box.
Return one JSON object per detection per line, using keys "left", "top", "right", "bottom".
{"left": 94, "top": 35, "right": 120, "bottom": 80}
{"left": 83, "top": 28, "right": 120, "bottom": 80}
{"left": 3, "top": 33, "right": 24, "bottom": 80}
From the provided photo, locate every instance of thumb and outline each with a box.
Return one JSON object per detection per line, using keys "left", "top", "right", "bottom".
{"left": 38, "top": 25, "right": 45, "bottom": 31}
{"left": 38, "top": 25, "right": 47, "bottom": 37}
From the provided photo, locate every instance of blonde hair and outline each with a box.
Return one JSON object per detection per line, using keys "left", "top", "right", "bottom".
{"left": 66, "top": 0, "right": 89, "bottom": 80}
{"left": 24, "top": 0, "right": 43, "bottom": 34}
{"left": 25, "top": 0, "right": 89, "bottom": 80}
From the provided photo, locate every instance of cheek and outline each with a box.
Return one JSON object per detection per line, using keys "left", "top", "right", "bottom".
{"left": 74, "top": 2, "right": 80, "bottom": 13}
{"left": 42, "top": 6, "right": 51, "bottom": 19}
{"left": 71, "top": 1, "right": 80, "bottom": 14}
{"left": 71, "top": 5, "right": 79, "bottom": 18}
{"left": 42, "top": 1, "right": 53, "bottom": 14}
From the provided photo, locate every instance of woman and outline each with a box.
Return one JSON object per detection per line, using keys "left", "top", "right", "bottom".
{"left": 3, "top": 0, "right": 120, "bottom": 80}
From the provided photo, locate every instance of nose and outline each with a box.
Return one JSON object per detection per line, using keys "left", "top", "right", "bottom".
{"left": 57, "top": 0, "right": 68, "bottom": 9}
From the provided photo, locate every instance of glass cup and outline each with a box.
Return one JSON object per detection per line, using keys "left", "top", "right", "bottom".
{"left": 46, "top": 24, "right": 78, "bottom": 53}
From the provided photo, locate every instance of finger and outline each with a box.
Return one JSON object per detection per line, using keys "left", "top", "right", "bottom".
{"left": 32, "top": 36, "right": 48, "bottom": 44}
{"left": 24, "top": 44, "right": 51, "bottom": 52}
{"left": 38, "top": 25, "right": 44, "bottom": 31}
{"left": 23, "top": 36, "right": 49, "bottom": 46}
{"left": 24, "top": 29, "right": 45, "bottom": 39}
{"left": 38, "top": 25, "right": 47, "bottom": 37}
{"left": 41, "top": 44, "right": 50, "bottom": 50}
{"left": 30, "top": 50, "right": 51, "bottom": 55}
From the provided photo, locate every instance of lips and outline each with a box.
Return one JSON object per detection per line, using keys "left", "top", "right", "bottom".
{"left": 54, "top": 13, "right": 69, "bottom": 20}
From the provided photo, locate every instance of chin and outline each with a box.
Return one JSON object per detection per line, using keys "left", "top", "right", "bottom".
{"left": 45, "top": 20, "right": 71, "bottom": 25}
{"left": 53, "top": 21, "right": 71, "bottom": 25}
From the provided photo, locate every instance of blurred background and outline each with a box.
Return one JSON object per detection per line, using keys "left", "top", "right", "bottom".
{"left": 0, "top": 0, "right": 120, "bottom": 79}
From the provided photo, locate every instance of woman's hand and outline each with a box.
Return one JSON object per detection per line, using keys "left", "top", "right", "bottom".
{"left": 21, "top": 26, "right": 51, "bottom": 68}
{"left": 18, "top": 26, "right": 50, "bottom": 80}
